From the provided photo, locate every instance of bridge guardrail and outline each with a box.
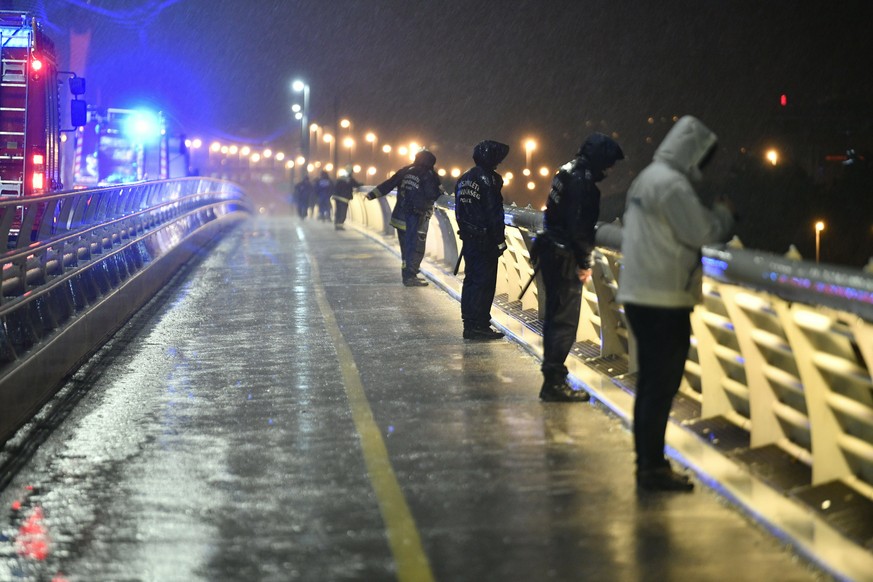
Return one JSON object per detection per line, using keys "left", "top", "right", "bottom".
{"left": 0, "top": 178, "right": 251, "bottom": 446}
{"left": 350, "top": 190, "right": 873, "bottom": 509}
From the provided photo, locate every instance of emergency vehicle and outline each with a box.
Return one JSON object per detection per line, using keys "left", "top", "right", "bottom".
{"left": 0, "top": 10, "right": 85, "bottom": 200}
{"left": 72, "top": 107, "right": 190, "bottom": 188}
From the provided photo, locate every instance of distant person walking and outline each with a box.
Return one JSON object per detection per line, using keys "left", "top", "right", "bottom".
{"left": 315, "top": 170, "right": 333, "bottom": 222}
{"left": 366, "top": 149, "right": 445, "bottom": 286}
{"left": 332, "top": 166, "right": 362, "bottom": 230}
{"left": 455, "top": 140, "right": 510, "bottom": 340}
{"left": 293, "top": 174, "right": 313, "bottom": 220}
{"left": 617, "top": 115, "right": 734, "bottom": 492}
{"left": 537, "top": 133, "right": 624, "bottom": 402}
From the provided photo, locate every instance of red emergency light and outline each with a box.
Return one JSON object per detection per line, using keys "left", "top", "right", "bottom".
{"left": 32, "top": 152, "right": 45, "bottom": 192}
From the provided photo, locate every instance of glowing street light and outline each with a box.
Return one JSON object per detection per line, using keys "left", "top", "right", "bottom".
{"left": 815, "top": 220, "right": 826, "bottom": 263}
{"left": 766, "top": 148, "right": 779, "bottom": 166}
{"left": 343, "top": 136, "right": 355, "bottom": 162}
{"left": 538, "top": 166, "right": 550, "bottom": 177}
{"left": 365, "top": 132, "right": 377, "bottom": 162}
{"left": 524, "top": 138, "right": 537, "bottom": 168}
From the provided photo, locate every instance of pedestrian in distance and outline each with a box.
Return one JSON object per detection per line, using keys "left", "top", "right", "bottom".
{"left": 366, "top": 149, "right": 446, "bottom": 286}
{"left": 536, "top": 133, "right": 624, "bottom": 402}
{"left": 332, "top": 166, "right": 362, "bottom": 230}
{"left": 315, "top": 170, "right": 333, "bottom": 222}
{"left": 455, "top": 140, "right": 510, "bottom": 340}
{"left": 617, "top": 115, "right": 735, "bottom": 492}
{"left": 293, "top": 174, "right": 313, "bottom": 220}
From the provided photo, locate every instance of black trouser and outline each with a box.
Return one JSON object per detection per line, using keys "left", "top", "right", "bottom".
{"left": 318, "top": 196, "right": 331, "bottom": 220}
{"left": 624, "top": 303, "right": 692, "bottom": 471}
{"left": 334, "top": 200, "right": 349, "bottom": 225}
{"left": 295, "top": 195, "right": 308, "bottom": 219}
{"left": 397, "top": 211, "right": 429, "bottom": 279}
{"left": 461, "top": 241, "right": 499, "bottom": 329}
{"left": 540, "top": 248, "right": 582, "bottom": 382}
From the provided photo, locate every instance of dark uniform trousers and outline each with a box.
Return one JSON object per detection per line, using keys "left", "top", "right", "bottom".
{"left": 540, "top": 246, "right": 583, "bottom": 382}
{"left": 397, "top": 210, "right": 430, "bottom": 279}
{"left": 461, "top": 241, "right": 499, "bottom": 328}
{"left": 624, "top": 303, "right": 692, "bottom": 471}
{"left": 334, "top": 200, "right": 350, "bottom": 225}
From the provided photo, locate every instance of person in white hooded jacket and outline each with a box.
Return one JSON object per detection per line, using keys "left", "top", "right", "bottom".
{"left": 617, "top": 115, "right": 734, "bottom": 492}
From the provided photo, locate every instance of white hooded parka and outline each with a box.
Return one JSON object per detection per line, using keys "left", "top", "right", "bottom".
{"left": 617, "top": 116, "right": 734, "bottom": 308}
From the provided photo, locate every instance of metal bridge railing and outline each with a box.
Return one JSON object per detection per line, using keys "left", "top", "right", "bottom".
{"left": 0, "top": 178, "right": 251, "bottom": 445}
{"left": 349, "top": 190, "right": 873, "bottom": 507}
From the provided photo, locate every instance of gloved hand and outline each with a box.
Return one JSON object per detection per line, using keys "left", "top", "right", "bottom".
{"left": 366, "top": 190, "right": 378, "bottom": 200}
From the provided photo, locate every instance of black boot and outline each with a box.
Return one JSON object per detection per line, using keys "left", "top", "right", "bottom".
{"left": 539, "top": 378, "right": 590, "bottom": 402}
{"left": 636, "top": 466, "right": 694, "bottom": 492}
{"left": 463, "top": 325, "right": 504, "bottom": 340}
{"left": 402, "top": 276, "right": 428, "bottom": 287}
{"left": 402, "top": 268, "right": 428, "bottom": 287}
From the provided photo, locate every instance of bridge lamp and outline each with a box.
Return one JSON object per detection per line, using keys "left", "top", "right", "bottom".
{"left": 292, "top": 79, "right": 310, "bottom": 159}
{"left": 524, "top": 138, "right": 537, "bottom": 168}
{"left": 815, "top": 221, "right": 825, "bottom": 263}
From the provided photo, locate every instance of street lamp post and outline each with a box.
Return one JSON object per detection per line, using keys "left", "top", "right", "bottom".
{"left": 365, "top": 132, "right": 377, "bottom": 164}
{"left": 323, "top": 133, "right": 335, "bottom": 168}
{"left": 292, "top": 80, "right": 310, "bottom": 162}
{"left": 343, "top": 136, "right": 355, "bottom": 164}
{"left": 815, "top": 220, "right": 825, "bottom": 263}
{"left": 524, "top": 138, "right": 537, "bottom": 170}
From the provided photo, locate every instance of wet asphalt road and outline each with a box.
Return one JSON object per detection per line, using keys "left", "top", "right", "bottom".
{"left": 0, "top": 214, "right": 828, "bottom": 581}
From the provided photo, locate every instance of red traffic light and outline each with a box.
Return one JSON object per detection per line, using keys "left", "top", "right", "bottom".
{"left": 780, "top": 94, "right": 788, "bottom": 107}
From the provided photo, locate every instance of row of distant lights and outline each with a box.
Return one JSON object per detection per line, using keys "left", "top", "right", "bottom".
{"left": 190, "top": 136, "right": 553, "bottom": 188}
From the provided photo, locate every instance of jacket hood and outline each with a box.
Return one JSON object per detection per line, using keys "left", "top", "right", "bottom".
{"left": 414, "top": 149, "right": 437, "bottom": 169}
{"left": 577, "top": 133, "right": 624, "bottom": 181}
{"left": 653, "top": 115, "right": 717, "bottom": 182}
{"left": 473, "top": 140, "right": 510, "bottom": 170}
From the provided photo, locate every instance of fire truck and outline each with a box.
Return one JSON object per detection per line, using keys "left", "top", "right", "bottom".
{"left": 0, "top": 10, "right": 85, "bottom": 202}
{"left": 72, "top": 107, "right": 190, "bottom": 188}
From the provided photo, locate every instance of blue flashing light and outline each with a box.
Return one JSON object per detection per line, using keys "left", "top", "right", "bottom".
{"left": 122, "top": 110, "right": 162, "bottom": 145}
{"left": 702, "top": 256, "right": 729, "bottom": 278}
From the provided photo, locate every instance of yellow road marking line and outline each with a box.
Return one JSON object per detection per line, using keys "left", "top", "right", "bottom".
{"left": 306, "top": 247, "right": 435, "bottom": 582}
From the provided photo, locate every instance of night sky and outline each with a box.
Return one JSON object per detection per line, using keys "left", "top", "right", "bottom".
{"left": 11, "top": 0, "right": 873, "bottom": 260}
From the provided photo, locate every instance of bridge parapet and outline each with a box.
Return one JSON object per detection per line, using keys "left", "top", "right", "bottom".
{"left": 0, "top": 178, "right": 250, "bottom": 445}
{"left": 353, "top": 190, "right": 873, "bottom": 507}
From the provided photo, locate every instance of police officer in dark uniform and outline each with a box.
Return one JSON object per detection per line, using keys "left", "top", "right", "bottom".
{"left": 332, "top": 166, "right": 361, "bottom": 230}
{"left": 293, "top": 174, "right": 313, "bottom": 220}
{"left": 538, "top": 133, "right": 624, "bottom": 401}
{"left": 366, "top": 149, "right": 444, "bottom": 286}
{"left": 456, "top": 140, "right": 510, "bottom": 340}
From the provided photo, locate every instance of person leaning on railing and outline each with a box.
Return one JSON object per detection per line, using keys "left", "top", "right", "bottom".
{"left": 537, "top": 133, "right": 625, "bottom": 402}
{"left": 617, "top": 115, "right": 736, "bottom": 493}
{"left": 366, "top": 149, "right": 446, "bottom": 287}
